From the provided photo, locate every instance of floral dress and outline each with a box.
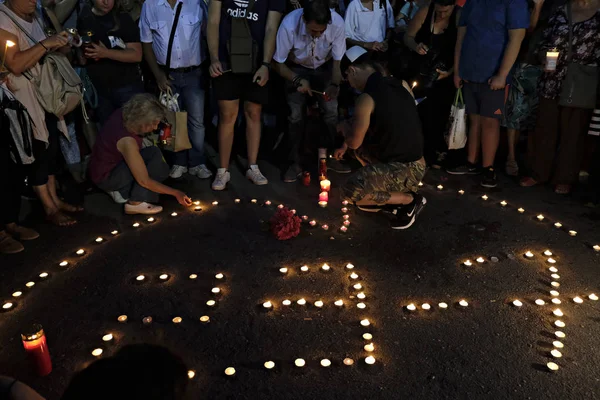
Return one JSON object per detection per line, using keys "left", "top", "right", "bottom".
{"left": 537, "top": 7, "right": 600, "bottom": 100}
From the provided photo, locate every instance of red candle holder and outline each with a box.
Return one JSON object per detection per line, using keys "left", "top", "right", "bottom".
{"left": 22, "top": 324, "right": 52, "bottom": 376}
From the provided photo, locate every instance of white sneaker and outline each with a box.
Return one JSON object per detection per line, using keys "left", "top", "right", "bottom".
{"left": 211, "top": 168, "right": 230, "bottom": 191}
{"left": 189, "top": 164, "right": 213, "bottom": 179}
{"left": 107, "top": 190, "right": 128, "bottom": 204}
{"left": 124, "top": 202, "right": 163, "bottom": 215}
{"left": 246, "top": 165, "right": 268, "bottom": 186}
{"left": 169, "top": 165, "right": 187, "bottom": 179}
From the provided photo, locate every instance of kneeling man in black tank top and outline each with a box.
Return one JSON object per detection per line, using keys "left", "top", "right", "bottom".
{"left": 336, "top": 46, "right": 427, "bottom": 230}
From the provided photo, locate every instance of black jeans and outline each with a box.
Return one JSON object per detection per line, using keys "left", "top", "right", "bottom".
{"left": 418, "top": 77, "right": 455, "bottom": 164}
{"left": 0, "top": 131, "right": 26, "bottom": 225}
{"left": 96, "top": 146, "right": 169, "bottom": 203}
{"left": 29, "top": 114, "right": 61, "bottom": 187}
{"left": 96, "top": 82, "right": 145, "bottom": 127}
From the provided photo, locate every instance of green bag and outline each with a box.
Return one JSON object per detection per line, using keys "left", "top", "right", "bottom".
{"left": 227, "top": 0, "right": 258, "bottom": 74}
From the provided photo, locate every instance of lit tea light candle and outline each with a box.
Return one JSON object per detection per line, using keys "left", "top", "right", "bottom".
{"left": 547, "top": 362, "right": 559, "bottom": 372}
{"left": 346, "top": 263, "right": 355, "bottom": 269}
{"left": 555, "top": 331, "right": 566, "bottom": 339}
{"left": 200, "top": 316, "right": 210, "bottom": 323}
{"left": 481, "top": 195, "right": 488, "bottom": 201}
{"left": 188, "top": 370, "right": 196, "bottom": 379}
{"left": 102, "top": 334, "right": 113, "bottom": 342}
{"left": 2, "top": 302, "right": 13, "bottom": 310}
{"left": 518, "top": 208, "right": 525, "bottom": 213}
{"left": 39, "top": 272, "right": 48, "bottom": 278}
{"left": 573, "top": 296, "right": 583, "bottom": 304}
{"left": 553, "top": 309, "right": 563, "bottom": 317}
{"left": 59, "top": 261, "right": 68, "bottom": 267}
{"left": 294, "top": 358, "right": 305, "bottom": 367}
{"left": 147, "top": 217, "right": 155, "bottom": 223}
{"left": 537, "top": 214, "right": 544, "bottom": 221}
{"left": 406, "top": 303, "right": 416, "bottom": 311}
{"left": 302, "top": 215, "right": 309, "bottom": 221}
{"left": 95, "top": 237, "right": 103, "bottom": 243}
{"left": 589, "top": 293, "right": 599, "bottom": 301}
{"left": 464, "top": 260, "right": 473, "bottom": 266}
{"left": 343, "top": 215, "right": 350, "bottom": 220}
{"left": 512, "top": 300, "right": 523, "bottom": 307}
{"left": 297, "top": 298, "right": 306, "bottom": 306}
{"left": 341, "top": 207, "right": 348, "bottom": 213}
{"left": 279, "top": 267, "right": 288, "bottom": 274}
{"left": 343, "top": 220, "right": 351, "bottom": 227}
{"left": 357, "top": 292, "right": 366, "bottom": 300}
{"left": 171, "top": 212, "right": 178, "bottom": 217}
{"left": 550, "top": 290, "right": 559, "bottom": 297}
{"left": 320, "top": 179, "right": 331, "bottom": 192}
{"left": 194, "top": 206, "right": 201, "bottom": 211}
{"left": 422, "top": 303, "right": 431, "bottom": 310}
{"left": 343, "top": 358, "right": 354, "bottom": 366}
{"left": 117, "top": 315, "right": 128, "bottom": 322}
{"left": 212, "top": 201, "right": 219, "bottom": 206}
{"left": 458, "top": 189, "right": 465, "bottom": 195}
{"left": 111, "top": 230, "right": 118, "bottom": 235}
{"left": 547, "top": 258, "right": 556, "bottom": 264}
{"left": 189, "top": 274, "right": 197, "bottom": 279}
{"left": 551, "top": 281, "right": 560, "bottom": 288}
{"left": 320, "top": 358, "right": 332, "bottom": 367}
{"left": 25, "top": 282, "right": 35, "bottom": 288}
{"left": 211, "top": 287, "right": 221, "bottom": 294}
{"left": 459, "top": 299, "right": 469, "bottom": 307}
{"left": 291, "top": 209, "right": 296, "bottom": 214}
{"left": 251, "top": 199, "right": 257, "bottom": 204}
{"left": 215, "top": 273, "right": 224, "bottom": 280}
{"left": 525, "top": 251, "right": 534, "bottom": 258}
{"left": 142, "top": 316, "right": 153, "bottom": 324}
{"left": 321, "top": 224, "right": 329, "bottom": 231}
{"left": 159, "top": 274, "right": 169, "bottom": 280}
{"left": 264, "top": 200, "right": 272, "bottom": 206}
{"left": 321, "top": 263, "right": 330, "bottom": 271}
{"left": 535, "top": 299, "right": 545, "bottom": 306}
{"left": 193, "top": 201, "right": 200, "bottom": 206}
{"left": 437, "top": 185, "right": 443, "bottom": 190}
{"left": 552, "top": 298, "right": 561, "bottom": 305}
{"left": 319, "top": 192, "right": 329, "bottom": 202}
{"left": 353, "top": 283, "right": 362, "bottom": 290}
{"left": 133, "top": 223, "right": 140, "bottom": 227}
{"left": 172, "top": 317, "right": 182, "bottom": 324}
{"left": 263, "top": 301, "right": 272, "bottom": 309}
{"left": 363, "top": 333, "right": 373, "bottom": 340}
{"left": 340, "top": 226, "right": 348, "bottom": 233}
{"left": 234, "top": 199, "right": 241, "bottom": 204}
{"left": 136, "top": 275, "right": 145, "bottom": 281}
{"left": 544, "top": 250, "right": 553, "bottom": 256}
{"left": 314, "top": 300, "right": 323, "bottom": 308}
{"left": 554, "top": 222, "right": 562, "bottom": 228}
{"left": 350, "top": 272, "right": 359, "bottom": 280}
{"left": 300, "top": 265, "right": 309, "bottom": 272}
{"left": 12, "top": 291, "right": 22, "bottom": 297}
{"left": 554, "top": 320, "right": 565, "bottom": 328}
{"left": 334, "top": 299, "right": 344, "bottom": 306}
{"left": 593, "top": 244, "right": 600, "bottom": 251}
{"left": 342, "top": 200, "right": 349, "bottom": 206}
{"left": 476, "top": 257, "right": 485, "bottom": 263}
{"left": 365, "top": 356, "right": 376, "bottom": 365}
{"left": 364, "top": 343, "right": 375, "bottom": 352}
{"left": 568, "top": 230, "right": 577, "bottom": 236}
{"left": 264, "top": 361, "right": 275, "bottom": 369}
{"left": 438, "top": 302, "right": 448, "bottom": 309}
{"left": 549, "top": 267, "right": 558, "bottom": 273}
{"left": 282, "top": 299, "right": 292, "bottom": 306}
{"left": 206, "top": 300, "right": 216, "bottom": 307}
{"left": 91, "top": 348, "right": 103, "bottom": 357}
{"left": 418, "top": 182, "right": 423, "bottom": 187}
{"left": 278, "top": 204, "right": 284, "bottom": 209}
{"left": 357, "top": 302, "right": 366, "bottom": 309}
{"left": 360, "top": 319, "right": 370, "bottom": 327}
{"left": 551, "top": 274, "right": 560, "bottom": 280}
{"left": 550, "top": 349, "right": 562, "bottom": 358}
{"left": 224, "top": 367, "right": 236, "bottom": 376}
{"left": 309, "top": 220, "right": 317, "bottom": 227}
{"left": 500, "top": 200, "right": 507, "bottom": 207}
{"left": 553, "top": 341, "right": 564, "bottom": 349}
{"left": 76, "top": 249, "right": 85, "bottom": 255}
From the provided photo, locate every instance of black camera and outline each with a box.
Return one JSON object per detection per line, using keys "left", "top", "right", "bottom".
{"left": 419, "top": 47, "right": 446, "bottom": 89}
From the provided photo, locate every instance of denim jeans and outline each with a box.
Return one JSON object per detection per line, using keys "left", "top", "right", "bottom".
{"left": 170, "top": 68, "right": 206, "bottom": 168}
{"left": 96, "top": 82, "right": 145, "bottom": 127}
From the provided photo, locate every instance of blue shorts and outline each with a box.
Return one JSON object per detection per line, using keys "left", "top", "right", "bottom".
{"left": 463, "top": 82, "right": 509, "bottom": 120}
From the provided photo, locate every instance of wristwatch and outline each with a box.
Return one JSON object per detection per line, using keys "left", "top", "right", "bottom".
{"left": 261, "top": 61, "right": 271, "bottom": 70}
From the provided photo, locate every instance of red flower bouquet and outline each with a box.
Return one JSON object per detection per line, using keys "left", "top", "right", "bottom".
{"left": 270, "top": 207, "right": 302, "bottom": 240}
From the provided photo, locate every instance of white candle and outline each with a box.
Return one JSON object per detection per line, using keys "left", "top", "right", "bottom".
{"left": 212, "top": 287, "right": 221, "bottom": 293}
{"left": 340, "top": 226, "right": 348, "bottom": 233}
{"left": 200, "top": 315, "right": 210, "bottom": 322}
{"left": 194, "top": 206, "right": 201, "bottom": 211}
{"left": 212, "top": 201, "right": 219, "bottom": 206}
{"left": 193, "top": 201, "right": 200, "bottom": 206}
{"left": 518, "top": 208, "right": 525, "bottom": 213}
{"left": 334, "top": 299, "right": 344, "bottom": 306}
{"left": 552, "top": 341, "right": 564, "bottom": 349}
{"left": 438, "top": 302, "right": 448, "bottom": 309}
{"left": 301, "top": 265, "right": 309, "bottom": 272}
{"left": 512, "top": 300, "right": 523, "bottom": 307}
{"left": 546, "top": 362, "right": 559, "bottom": 371}
{"left": 76, "top": 249, "right": 85, "bottom": 255}
{"left": 215, "top": 273, "right": 224, "bottom": 280}
{"left": 464, "top": 260, "right": 473, "bottom": 266}
{"left": 346, "top": 263, "right": 355, "bottom": 269}
{"left": 2, "top": 303, "right": 13, "bottom": 310}
{"left": 320, "top": 359, "right": 331, "bottom": 367}
{"left": 117, "top": 315, "right": 128, "bottom": 322}
{"left": 314, "top": 300, "right": 324, "bottom": 308}
{"left": 136, "top": 275, "right": 145, "bottom": 281}
{"left": 406, "top": 303, "right": 416, "bottom": 311}
{"left": 551, "top": 281, "right": 560, "bottom": 288}
{"left": 459, "top": 299, "right": 468, "bottom": 307}
{"left": 554, "top": 222, "right": 562, "bottom": 228}
{"left": 25, "top": 281, "right": 35, "bottom": 288}
{"left": 437, "top": 185, "right": 443, "bottom": 190}
{"left": 309, "top": 220, "right": 317, "bottom": 227}
{"left": 357, "top": 292, "right": 366, "bottom": 299}
{"left": 188, "top": 370, "right": 196, "bottom": 379}
{"left": 279, "top": 267, "right": 288, "bottom": 274}
{"left": 12, "top": 291, "right": 22, "bottom": 297}
{"left": 59, "top": 261, "right": 68, "bottom": 267}
{"left": 554, "top": 320, "right": 565, "bottom": 328}
{"left": 189, "top": 274, "right": 198, "bottom": 279}
{"left": 550, "top": 290, "right": 559, "bottom": 297}
{"left": 422, "top": 303, "right": 431, "bottom": 310}
{"left": 353, "top": 283, "right": 362, "bottom": 290}
{"left": 235, "top": 198, "right": 241, "bottom": 204}
{"left": 172, "top": 317, "right": 182, "bottom": 323}
{"left": 357, "top": 302, "right": 366, "bottom": 309}
{"left": 545, "top": 49, "right": 559, "bottom": 71}
{"left": 343, "top": 215, "right": 350, "bottom": 220}
{"left": 263, "top": 301, "right": 272, "bottom": 309}
{"left": 364, "top": 343, "right": 375, "bottom": 352}
{"left": 365, "top": 356, "right": 376, "bottom": 365}
{"left": 133, "top": 222, "right": 140, "bottom": 227}
{"left": 341, "top": 207, "right": 349, "bottom": 213}
{"left": 39, "top": 272, "right": 49, "bottom": 278}
{"left": 297, "top": 298, "right": 306, "bottom": 305}
{"left": 363, "top": 333, "right": 373, "bottom": 340}
{"left": 481, "top": 195, "right": 488, "bottom": 201}
{"left": 171, "top": 212, "right": 178, "bottom": 217}
{"left": 143, "top": 316, "right": 153, "bottom": 324}
{"left": 278, "top": 204, "right": 284, "bottom": 209}
{"left": 525, "top": 251, "right": 534, "bottom": 258}
{"left": 551, "top": 300, "right": 561, "bottom": 306}
{"left": 282, "top": 299, "right": 291, "bottom": 306}
{"left": 537, "top": 214, "right": 544, "bottom": 221}
{"left": 102, "top": 334, "right": 113, "bottom": 342}
{"left": 360, "top": 319, "right": 370, "bottom": 326}
{"left": 206, "top": 300, "right": 216, "bottom": 307}
{"left": 568, "top": 230, "right": 577, "bottom": 236}
{"left": 95, "top": 237, "right": 103, "bottom": 243}
{"left": 550, "top": 349, "right": 562, "bottom": 358}
{"left": 551, "top": 274, "right": 560, "bottom": 280}
{"left": 458, "top": 189, "right": 465, "bottom": 195}
{"left": 224, "top": 367, "right": 236, "bottom": 376}
{"left": 147, "top": 217, "right": 155, "bottom": 222}
{"left": 321, "top": 263, "right": 330, "bottom": 271}
{"left": 547, "top": 258, "right": 556, "bottom": 264}
{"left": 264, "top": 361, "right": 275, "bottom": 369}
{"left": 500, "top": 200, "right": 507, "bottom": 207}
{"left": 91, "top": 348, "right": 103, "bottom": 357}
{"left": 535, "top": 299, "right": 545, "bottom": 306}
{"left": 251, "top": 199, "right": 257, "bottom": 203}
{"left": 593, "top": 244, "right": 600, "bottom": 251}
{"left": 342, "top": 200, "right": 349, "bottom": 206}
{"left": 159, "top": 274, "right": 169, "bottom": 280}
{"left": 294, "top": 359, "right": 305, "bottom": 367}
{"left": 552, "top": 309, "right": 563, "bottom": 317}
{"left": 549, "top": 266, "right": 558, "bottom": 273}
{"left": 554, "top": 331, "right": 566, "bottom": 339}
{"left": 589, "top": 293, "right": 599, "bottom": 301}
{"left": 350, "top": 273, "right": 359, "bottom": 279}
{"left": 111, "top": 230, "right": 119, "bottom": 235}
{"left": 343, "top": 358, "right": 354, "bottom": 366}
{"left": 476, "top": 257, "right": 485, "bottom": 263}
{"left": 544, "top": 250, "right": 553, "bottom": 256}
{"left": 264, "top": 200, "right": 272, "bottom": 206}
{"left": 418, "top": 181, "right": 423, "bottom": 187}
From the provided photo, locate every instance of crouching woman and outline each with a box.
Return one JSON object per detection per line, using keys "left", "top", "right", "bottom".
{"left": 89, "top": 94, "right": 192, "bottom": 214}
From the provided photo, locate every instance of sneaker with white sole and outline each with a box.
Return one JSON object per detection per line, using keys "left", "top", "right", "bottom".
{"left": 389, "top": 193, "right": 427, "bottom": 230}
{"left": 124, "top": 202, "right": 163, "bottom": 215}
{"left": 212, "top": 168, "right": 231, "bottom": 191}
{"left": 169, "top": 165, "right": 187, "bottom": 179}
{"left": 189, "top": 164, "right": 213, "bottom": 179}
{"left": 246, "top": 165, "right": 268, "bottom": 185}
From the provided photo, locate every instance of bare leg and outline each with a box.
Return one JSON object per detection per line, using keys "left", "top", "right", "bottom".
{"left": 48, "top": 175, "right": 83, "bottom": 212}
{"left": 33, "top": 183, "right": 75, "bottom": 226}
{"left": 244, "top": 101, "right": 262, "bottom": 165}
{"left": 467, "top": 114, "right": 481, "bottom": 164}
{"left": 217, "top": 99, "right": 240, "bottom": 169}
{"left": 507, "top": 128, "right": 519, "bottom": 162}
{"left": 355, "top": 192, "right": 414, "bottom": 206}
{"left": 480, "top": 116, "right": 500, "bottom": 168}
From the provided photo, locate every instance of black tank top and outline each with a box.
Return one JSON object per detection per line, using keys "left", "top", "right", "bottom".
{"left": 414, "top": 3, "right": 458, "bottom": 70}
{"left": 363, "top": 72, "right": 423, "bottom": 163}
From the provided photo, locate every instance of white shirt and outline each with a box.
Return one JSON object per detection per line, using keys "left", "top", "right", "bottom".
{"left": 139, "top": 0, "right": 204, "bottom": 68}
{"left": 345, "top": 0, "right": 394, "bottom": 43}
{"left": 273, "top": 8, "right": 346, "bottom": 70}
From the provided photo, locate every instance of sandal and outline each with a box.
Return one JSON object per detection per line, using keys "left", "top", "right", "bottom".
{"left": 554, "top": 184, "right": 571, "bottom": 195}
{"left": 519, "top": 177, "right": 538, "bottom": 187}
{"left": 505, "top": 160, "right": 519, "bottom": 177}
{"left": 47, "top": 211, "right": 77, "bottom": 226}
{"left": 5, "top": 224, "right": 39, "bottom": 240}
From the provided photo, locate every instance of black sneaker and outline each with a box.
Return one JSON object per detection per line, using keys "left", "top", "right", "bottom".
{"left": 431, "top": 152, "right": 447, "bottom": 169}
{"left": 357, "top": 204, "right": 383, "bottom": 213}
{"left": 446, "top": 162, "right": 481, "bottom": 175}
{"left": 390, "top": 194, "right": 427, "bottom": 230}
{"left": 327, "top": 158, "right": 352, "bottom": 174}
{"left": 480, "top": 167, "right": 498, "bottom": 188}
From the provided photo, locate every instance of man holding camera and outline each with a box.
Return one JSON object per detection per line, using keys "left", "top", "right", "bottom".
{"left": 273, "top": 0, "right": 348, "bottom": 183}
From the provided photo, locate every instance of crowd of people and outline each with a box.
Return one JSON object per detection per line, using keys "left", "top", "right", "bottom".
{"left": 0, "top": 0, "right": 599, "bottom": 253}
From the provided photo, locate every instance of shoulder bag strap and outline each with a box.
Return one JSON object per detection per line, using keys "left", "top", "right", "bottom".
{"left": 0, "top": 7, "right": 41, "bottom": 45}
{"left": 43, "top": 6, "right": 63, "bottom": 34}
{"left": 566, "top": 2, "right": 573, "bottom": 62}
{"left": 165, "top": 2, "right": 184, "bottom": 72}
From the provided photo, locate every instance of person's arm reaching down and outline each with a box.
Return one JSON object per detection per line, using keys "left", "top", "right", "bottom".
{"left": 489, "top": 28, "right": 526, "bottom": 90}
{"left": 253, "top": 10, "right": 283, "bottom": 86}
{"left": 139, "top": 4, "right": 171, "bottom": 91}
{"left": 453, "top": 25, "right": 466, "bottom": 89}
{"left": 345, "top": 94, "right": 374, "bottom": 149}
{"left": 272, "top": 23, "right": 313, "bottom": 95}
{"left": 207, "top": 0, "right": 224, "bottom": 77}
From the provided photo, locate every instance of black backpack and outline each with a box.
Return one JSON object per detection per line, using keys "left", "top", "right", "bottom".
{"left": 0, "top": 88, "right": 34, "bottom": 165}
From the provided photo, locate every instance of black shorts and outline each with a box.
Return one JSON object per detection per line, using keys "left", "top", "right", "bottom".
{"left": 463, "top": 82, "right": 509, "bottom": 120}
{"left": 29, "top": 114, "right": 60, "bottom": 186}
{"left": 212, "top": 72, "right": 269, "bottom": 105}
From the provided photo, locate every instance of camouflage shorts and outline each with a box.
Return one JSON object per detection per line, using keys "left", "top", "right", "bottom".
{"left": 341, "top": 160, "right": 426, "bottom": 204}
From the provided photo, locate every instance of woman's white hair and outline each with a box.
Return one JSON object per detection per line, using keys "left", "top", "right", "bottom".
{"left": 122, "top": 94, "right": 167, "bottom": 132}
